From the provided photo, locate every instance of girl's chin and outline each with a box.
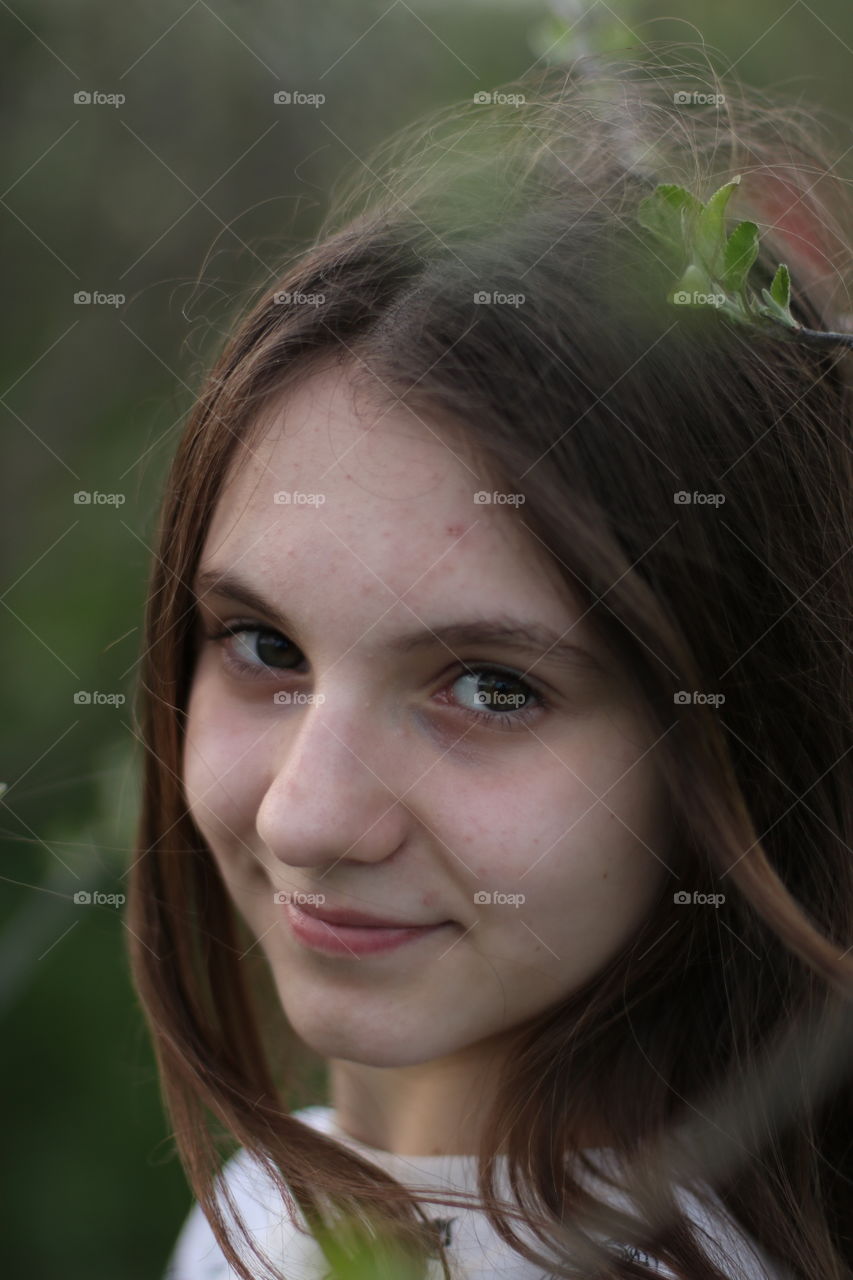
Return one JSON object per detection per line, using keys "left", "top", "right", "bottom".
{"left": 272, "top": 987, "right": 473, "bottom": 1066}
{"left": 291, "top": 1026, "right": 444, "bottom": 1069}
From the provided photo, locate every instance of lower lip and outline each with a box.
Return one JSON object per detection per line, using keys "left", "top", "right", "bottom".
{"left": 284, "top": 904, "right": 451, "bottom": 956}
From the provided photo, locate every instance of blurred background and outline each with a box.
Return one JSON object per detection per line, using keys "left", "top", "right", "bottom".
{"left": 2, "top": 1, "right": 852, "bottom": 1276}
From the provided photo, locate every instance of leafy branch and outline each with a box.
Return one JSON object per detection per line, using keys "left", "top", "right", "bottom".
{"left": 637, "top": 175, "right": 853, "bottom": 349}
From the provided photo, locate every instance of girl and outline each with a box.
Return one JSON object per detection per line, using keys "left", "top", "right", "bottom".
{"left": 128, "top": 49, "right": 853, "bottom": 1280}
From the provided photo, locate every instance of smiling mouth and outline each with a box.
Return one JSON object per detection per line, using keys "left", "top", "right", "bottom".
{"left": 291, "top": 901, "right": 445, "bottom": 928}
{"left": 281, "top": 901, "right": 453, "bottom": 957}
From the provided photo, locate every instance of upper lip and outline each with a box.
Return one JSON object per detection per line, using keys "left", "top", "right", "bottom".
{"left": 285, "top": 900, "right": 444, "bottom": 929}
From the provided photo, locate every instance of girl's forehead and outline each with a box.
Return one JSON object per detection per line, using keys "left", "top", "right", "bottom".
{"left": 198, "top": 375, "right": 592, "bottom": 647}
{"left": 243, "top": 363, "right": 481, "bottom": 493}
{"left": 200, "top": 491, "right": 571, "bottom": 628}
{"left": 206, "top": 368, "right": 547, "bottom": 585}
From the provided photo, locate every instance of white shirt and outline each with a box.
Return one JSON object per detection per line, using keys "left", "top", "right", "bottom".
{"left": 164, "top": 1105, "right": 788, "bottom": 1279}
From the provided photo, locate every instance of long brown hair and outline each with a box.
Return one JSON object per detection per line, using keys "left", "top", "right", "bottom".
{"left": 128, "top": 47, "right": 853, "bottom": 1280}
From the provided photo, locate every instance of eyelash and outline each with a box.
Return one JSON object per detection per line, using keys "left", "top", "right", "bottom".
{"left": 203, "top": 621, "right": 548, "bottom": 733}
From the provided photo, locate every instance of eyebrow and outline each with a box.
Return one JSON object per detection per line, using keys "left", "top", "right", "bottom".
{"left": 192, "top": 568, "right": 606, "bottom": 674}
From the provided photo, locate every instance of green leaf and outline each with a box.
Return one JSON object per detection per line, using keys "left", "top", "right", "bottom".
{"left": 722, "top": 220, "right": 759, "bottom": 293}
{"left": 758, "top": 290, "right": 800, "bottom": 330}
{"left": 656, "top": 183, "right": 703, "bottom": 216}
{"left": 637, "top": 183, "right": 702, "bottom": 249}
{"left": 769, "top": 262, "right": 791, "bottom": 309}
{"left": 639, "top": 176, "right": 805, "bottom": 338}
{"left": 694, "top": 175, "right": 741, "bottom": 275}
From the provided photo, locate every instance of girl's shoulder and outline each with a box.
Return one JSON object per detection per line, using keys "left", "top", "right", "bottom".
{"left": 162, "top": 1107, "right": 341, "bottom": 1280}
{"left": 163, "top": 1143, "right": 285, "bottom": 1280}
{"left": 163, "top": 1107, "right": 790, "bottom": 1280}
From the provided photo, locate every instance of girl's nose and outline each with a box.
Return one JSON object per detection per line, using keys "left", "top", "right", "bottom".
{"left": 255, "top": 692, "right": 412, "bottom": 870}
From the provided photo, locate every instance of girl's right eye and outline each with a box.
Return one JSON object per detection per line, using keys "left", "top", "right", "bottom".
{"left": 205, "top": 622, "right": 306, "bottom": 680}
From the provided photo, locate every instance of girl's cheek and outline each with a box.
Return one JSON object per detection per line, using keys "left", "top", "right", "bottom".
{"left": 480, "top": 739, "right": 669, "bottom": 925}
{"left": 182, "top": 684, "right": 264, "bottom": 846}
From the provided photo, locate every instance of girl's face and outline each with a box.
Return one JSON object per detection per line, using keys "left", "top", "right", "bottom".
{"left": 183, "top": 362, "right": 673, "bottom": 1069}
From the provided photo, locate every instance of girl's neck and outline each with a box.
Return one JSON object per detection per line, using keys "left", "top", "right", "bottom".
{"left": 327, "top": 1044, "right": 612, "bottom": 1157}
{"left": 328, "top": 1041, "right": 507, "bottom": 1157}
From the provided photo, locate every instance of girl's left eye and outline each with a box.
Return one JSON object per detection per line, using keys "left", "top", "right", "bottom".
{"left": 204, "top": 623, "right": 547, "bottom": 732}
{"left": 205, "top": 622, "right": 306, "bottom": 678}
{"left": 437, "top": 666, "right": 546, "bottom": 732}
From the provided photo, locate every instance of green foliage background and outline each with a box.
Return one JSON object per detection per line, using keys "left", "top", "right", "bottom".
{"left": 2, "top": 2, "right": 851, "bottom": 1276}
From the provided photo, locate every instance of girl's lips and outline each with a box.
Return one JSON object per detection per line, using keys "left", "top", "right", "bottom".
{"left": 283, "top": 902, "right": 452, "bottom": 956}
